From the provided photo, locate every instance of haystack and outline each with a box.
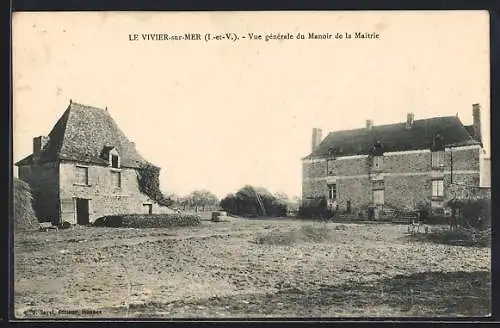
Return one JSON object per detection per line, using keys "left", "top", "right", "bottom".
{"left": 13, "top": 177, "right": 37, "bottom": 231}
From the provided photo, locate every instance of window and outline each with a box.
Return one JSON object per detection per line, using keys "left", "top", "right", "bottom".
{"left": 111, "top": 154, "right": 120, "bottom": 168}
{"left": 372, "top": 156, "right": 384, "bottom": 171}
{"left": 372, "top": 180, "right": 384, "bottom": 205}
{"left": 432, "top": 180, "right": 444, "bottom": 198}
{"left": 373, "top": 189, "right": 385, "bottom": 205}
{"left": 431, "top": 151, "right": 444, "bottom": 169}
{"left": 75, "top": 166, "right": 89, "bottom": 185}
{"left": 327, "top": 159, "right": 336, "bottom": 175}
{"left": 373, "top": 180, "right": 384, "bottom": 190}
{"left": 111, "top": 171, "right": 121, "bottom": 188}
{"left": 328, "top": 184, "right": 337, "bottom": 200}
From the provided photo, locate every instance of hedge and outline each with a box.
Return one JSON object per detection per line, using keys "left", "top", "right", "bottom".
{"left": 93, "top": 213, "right": 201, "bottom": 228}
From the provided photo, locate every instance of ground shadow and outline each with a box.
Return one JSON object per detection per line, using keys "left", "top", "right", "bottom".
{"left": 169, "top": 270, "right": 491, "bottom": 317}
{"left": 405, "top": 230, "right": 491, "bottom": 248}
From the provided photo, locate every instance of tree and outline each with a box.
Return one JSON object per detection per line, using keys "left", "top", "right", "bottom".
{"left": 186, "top": 189, "right": 219, "bottom": 212}
{"left": 220, "top": 185, "right": 288, "bottom": 218}
{"left": 274, "top": 191, "right": 289, "bottom": 202}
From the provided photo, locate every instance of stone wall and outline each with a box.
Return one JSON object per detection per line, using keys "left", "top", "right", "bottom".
{"left": 337, "top": 177, "right": 372, "bottom": 210}
{"left": 18, "top": 163, "right": 59, "bottom": 222}
{"left": 384, "top": 175, "right": 431, "bottom": 209}
{"left": 384, "top": 151, "right": 431, "bottom": 173}
{"left": 301, "top": 160, "right": 327, "bottom": 199}
{"left": 301, "top": 146, "right": 482, "bottom": 212}
{"left": 59, "top": 161, "right": 171, "bottom": 224}
{"left": 336, "top": 156, "right": 370, "bottom": 176}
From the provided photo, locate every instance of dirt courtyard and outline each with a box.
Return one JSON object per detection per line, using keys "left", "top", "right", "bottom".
{"left": 13, "top": 218, "right": 491, "bottom": 318}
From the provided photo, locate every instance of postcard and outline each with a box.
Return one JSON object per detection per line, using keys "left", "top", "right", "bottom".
{"left": 12, "top": 10, "right": 491, "bottom": 319}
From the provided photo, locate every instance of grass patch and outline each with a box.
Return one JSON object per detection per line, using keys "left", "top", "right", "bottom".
{"left": 93, "top": 213, "right": 201, "bottom": 228}
{"left": 254, "top": 224, "right": 337, "bottom": 246}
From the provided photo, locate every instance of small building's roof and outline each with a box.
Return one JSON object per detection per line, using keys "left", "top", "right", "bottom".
{"left": 15, "top": 101, "right": 152, "bottom": 168}
{"left": 303, "top": 116, "right": 481, "bottom": 160}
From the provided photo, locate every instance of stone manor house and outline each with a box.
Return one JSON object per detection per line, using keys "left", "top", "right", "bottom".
{"left": 15, "top": 100, "right": 171, "bottom": 225}
{"left": 301, "top": 104, "right": 488, "bottom": 216}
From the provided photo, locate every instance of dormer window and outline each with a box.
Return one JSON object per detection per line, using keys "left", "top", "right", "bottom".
{"left": 372, "top": 141, "right": 384, "bottom": 156}
{"left": 432, "top": 133, "right": 445, "bottom": 151}
{"left": 371, "top": 141, "right": 384, "bottom": 171}
{"left": 101, "top": 146, "right": 121, "bottom": 168}
{"left": 328, "top": 147, "right": 335, "bottom": 158}
{"left": 327, "top": 147, "right": 336, "bottom": 175}
{"left": 111, "top": 154, "right": 119, "bottom": 168}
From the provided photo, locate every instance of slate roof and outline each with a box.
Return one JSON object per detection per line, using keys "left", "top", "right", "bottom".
{"left": 303, "top": 116, "right": 481, "bottom": 159}
{"left": 15, "top": 101, "right": 151, "bottom": 168}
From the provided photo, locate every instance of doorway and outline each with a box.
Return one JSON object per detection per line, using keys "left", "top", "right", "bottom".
{"left": 76, "top": 198, "right": 90, "bottom": 225}
{"left": 144, "top": 204, "right": 153, "bottom": 214}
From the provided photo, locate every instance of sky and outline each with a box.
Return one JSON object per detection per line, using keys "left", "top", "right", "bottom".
{"left": 12, "top": 11, "right": 490, "bottom": 199}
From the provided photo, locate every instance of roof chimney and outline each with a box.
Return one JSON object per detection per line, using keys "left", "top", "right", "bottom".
{"left": 366, "top": 119, "right": 373, "bottom": 130}
{"left": 311, "top": 128, "right": 323, "bottom": 153}
{"left": 472, "top": 103, "right": 482, "bottom": 144}
{"left": 406, "top": 113, "right": 415, "bottom": 129}
{"left": 33, "top": 136, "right": 50, "bottom": 159}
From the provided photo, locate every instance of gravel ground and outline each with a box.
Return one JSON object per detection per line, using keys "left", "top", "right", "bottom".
{"left": 13, "top": 218, "right": 491, "bottom": 318}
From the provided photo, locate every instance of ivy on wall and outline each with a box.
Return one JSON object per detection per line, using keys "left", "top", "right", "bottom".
{"left": 137, "top": 163, "right": 173, "bottom": 207}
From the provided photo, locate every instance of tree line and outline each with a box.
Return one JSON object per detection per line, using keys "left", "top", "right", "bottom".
{"left": 166, "top": 185, "right": 300, "bottom": 217}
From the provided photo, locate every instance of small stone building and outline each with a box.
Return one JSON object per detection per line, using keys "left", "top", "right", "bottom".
{"left": 15, "top": 100, "right": 172, "bottom": 225}
{"left": 301, "top": 104, "right": 488, "bottom": 215}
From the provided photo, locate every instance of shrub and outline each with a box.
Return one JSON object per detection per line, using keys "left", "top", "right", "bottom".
{"left": 297, "top": 196, "right": 332, "bottom": 219}
{"left": 415, "top": 200, "right": 432, "bottom": 220}
{"left": 425, "top": 215, "right": 448, "bottom": 225}
{"left": 13, "top": 177, "right": 37, "bottom": 231}
{"left": 93, "top": 213, "right": 201, "bottom": 228}
{"left": 447, "top": 198, "right": 491, "bottom": 230}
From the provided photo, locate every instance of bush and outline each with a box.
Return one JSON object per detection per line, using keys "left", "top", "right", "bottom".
{"left": 447, "top": 198, "right": 491, "bottom": 230}
{"left": 425, "top": 215, "right": 448, "bottom": 225}
{"left": 297, "top": 196, "right": 332, "bottom": 219}
{"left": 415, "top": 200, "right": 432, "bottom": 220}
{"left": 93, "top": 213, "right": 201, "bottom": 228}
{"left": 13, "top": 177, "right": 37, "bottom": 231}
